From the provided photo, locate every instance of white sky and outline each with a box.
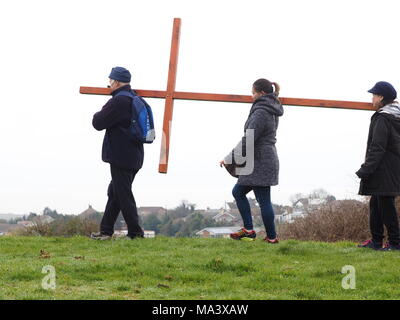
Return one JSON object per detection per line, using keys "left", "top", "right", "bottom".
{"left": 1, "top": 0, "right": 399, "bottom": 215}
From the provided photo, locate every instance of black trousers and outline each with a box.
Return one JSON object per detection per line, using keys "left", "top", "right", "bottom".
{"left": 369, "top": 195, "right": 400, "bottom": 245}
{"left": 100, "top": 164, "right": 144, "bottom": 238}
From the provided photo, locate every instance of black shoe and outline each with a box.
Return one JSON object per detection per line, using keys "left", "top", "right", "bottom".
{"left": 357, "top": 239, "right": 383, "bottom": 250}
{"left": 127, "top": 234, "right": 144, "bottom": 239}
{"left": 382, "top": 243, "right": 400, "bottom": 251}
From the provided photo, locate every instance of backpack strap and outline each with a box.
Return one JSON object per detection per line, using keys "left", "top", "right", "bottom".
{"left": 114, "top": 90, "right": 139, "bottom": 117}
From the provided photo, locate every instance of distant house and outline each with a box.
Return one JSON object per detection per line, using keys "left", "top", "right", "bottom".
{"left": 277, "top": 208, "right": 306, "bottom": 224}
{"left": 291, "top": 197, "right": 329, "bottom": 214}
{"left": 196, "top": 227, "right": 240, "bottom": 238}
{"left": 201, "top": 209, "right": 221, "bottom": 218}
{"left": 33, "top": 215, "right": 55, "bottom": 224}
{"left": 138, "top": 207, "right": 167, "bottom": 216}
{"left": 226, "top": 202, "right": 239, "bottom": 215}
{"left": 196, "top": 208, "right": 237, "bottom": 222}
{"left": 196, "top": 227, "right": 262, "bottom": 238}
{"left": 275, "top": 213, "right": 285, "bottom": 224}
{"left": 17, "top": 220, "right": 34, "bottom": 227}
{"left": 226, "top": 200, "right": 261, "bottom": 216}
{"left": 277, "top": 196, "right": 335, "bottom": 224}
{"left": 79, "top": 205, "right": 100, "bottom": 219}
{"left": 293, "top": 199, "right": 307, "bottom": 210}
{"left": 308, "top": 198, "right": 326, "bottom": 212}
{"left": 212, "top": 211, "right": 237, "bottom": 224}
{"left": 16, "top": 216, "right": 55, "bottom": 226}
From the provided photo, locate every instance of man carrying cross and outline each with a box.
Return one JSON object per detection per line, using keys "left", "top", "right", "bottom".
{"left": 90, "top": 66, "right": 145, "bottom": 240}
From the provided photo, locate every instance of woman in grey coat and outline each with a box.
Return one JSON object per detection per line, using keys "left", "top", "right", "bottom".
{"left": 220, "top": 78, "right": 284, "bottom": 243}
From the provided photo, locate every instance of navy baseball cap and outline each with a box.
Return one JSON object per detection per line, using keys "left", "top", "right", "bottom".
{"left": 368, "top": 81, "right": 397, "bottom": 100}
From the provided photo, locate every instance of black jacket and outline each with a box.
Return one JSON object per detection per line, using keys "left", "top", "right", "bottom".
{"left": 356, "top": 108, "right": 400, "bottom": 196}
{"left": 92, "top": 85, "right": 144, "bottom": 170}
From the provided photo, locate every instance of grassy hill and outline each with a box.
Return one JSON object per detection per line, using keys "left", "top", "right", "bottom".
{"left": 0, "top": 236, "right": 399, "bottom": 300}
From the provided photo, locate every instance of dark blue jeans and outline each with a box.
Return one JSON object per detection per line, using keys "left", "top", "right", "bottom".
{"left": 232, "top": 183, "right": 277, "bottom": 239}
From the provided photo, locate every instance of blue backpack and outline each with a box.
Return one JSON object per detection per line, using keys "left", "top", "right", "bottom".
{"left": 115, "top": 90, "right": 155, "bottom": 144}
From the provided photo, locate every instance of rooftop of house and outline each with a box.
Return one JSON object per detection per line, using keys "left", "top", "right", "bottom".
{"left": 213, "top": 212, "right": 236, "bottom": 219}
{"left": 79, "top": 205, "right": 100, "bottom": 218}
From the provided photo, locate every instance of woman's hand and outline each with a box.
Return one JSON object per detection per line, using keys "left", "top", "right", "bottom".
{"left": 219, "top": 160, "right": 225, "bottom": 167}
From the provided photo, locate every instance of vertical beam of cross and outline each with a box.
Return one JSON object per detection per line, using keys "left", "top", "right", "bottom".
{"left": 159, "top": 18, "right": 181, "bottom": 174}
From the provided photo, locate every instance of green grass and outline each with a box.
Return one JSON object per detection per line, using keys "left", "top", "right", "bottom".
{"left": 1, "top": 236, "right": 400, "bottom": 299}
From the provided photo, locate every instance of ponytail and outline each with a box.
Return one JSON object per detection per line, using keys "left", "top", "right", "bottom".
{"left": 272, "top": 82, "right": 280, "bottom": 96}
{"left": 253, "top": 78, "right": 280, "bottom": 96}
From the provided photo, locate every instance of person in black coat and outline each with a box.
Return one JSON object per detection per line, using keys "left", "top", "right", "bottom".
{"left": 91, "top": 67, "right": 145, "bottom": 240}
{"left": 356, "top": 81, "right": 400, "bottom": 250}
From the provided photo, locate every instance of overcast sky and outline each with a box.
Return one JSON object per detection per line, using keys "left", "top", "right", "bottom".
{"left": 1, "top": 0, "right": 399, "bottom": 215}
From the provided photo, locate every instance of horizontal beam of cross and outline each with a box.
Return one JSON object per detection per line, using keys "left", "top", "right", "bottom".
{"left": 80, "top": 86, "right": 374, "bottom": 111}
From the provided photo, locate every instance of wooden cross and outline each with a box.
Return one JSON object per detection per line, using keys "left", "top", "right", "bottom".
{"left": 80, "top": 18, "right": 374, "bottom": 174}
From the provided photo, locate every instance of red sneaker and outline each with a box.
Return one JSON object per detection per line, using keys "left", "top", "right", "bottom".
{"left": 357, "top": 239, "right": 383, "bottom": 250}
{"left": 230, "top": 228, "right": 256, "bottom": 241}
{"left": 264, "top": 237, "right": 279, "bottom": 244}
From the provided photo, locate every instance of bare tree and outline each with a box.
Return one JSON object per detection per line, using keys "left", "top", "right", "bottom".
{"left": 309, "top": 188, "right": 329, "bottom": 200}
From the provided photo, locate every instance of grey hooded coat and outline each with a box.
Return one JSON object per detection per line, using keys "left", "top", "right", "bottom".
{"left": 224, "top": 93, "right": 284, "bottom": 186}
